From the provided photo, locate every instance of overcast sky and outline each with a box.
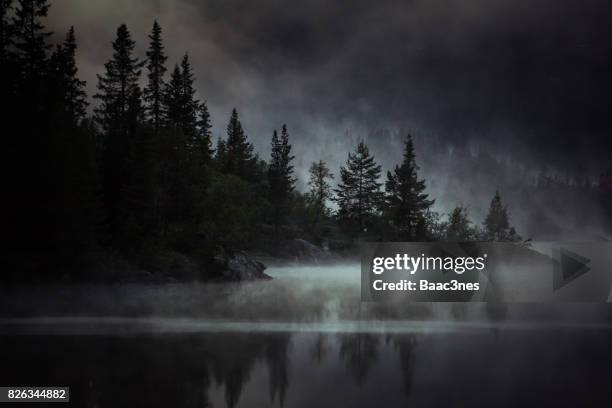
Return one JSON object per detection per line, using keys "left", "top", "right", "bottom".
{"left": 45, "top": 0, "right": 612, "bottom": 231}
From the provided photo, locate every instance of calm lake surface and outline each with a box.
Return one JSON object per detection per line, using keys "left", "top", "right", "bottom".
{"left": 1, "top": 265, "right": 612, "bottom": 407}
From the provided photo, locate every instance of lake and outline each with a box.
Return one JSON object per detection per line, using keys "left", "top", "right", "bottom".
{"left": 1, "top": 264, "right": 612, "bottom": 407}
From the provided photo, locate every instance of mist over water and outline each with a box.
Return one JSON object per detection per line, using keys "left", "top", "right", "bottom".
{"left": 2, "top": 264, "right": 612, "bottom": 327}
{"left": 2, "top": 264, "right": 612, "bottom": 406}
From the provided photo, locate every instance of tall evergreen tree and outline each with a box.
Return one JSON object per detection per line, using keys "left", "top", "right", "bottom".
{"left": 164, "top": 63, "right": 182, "bottom": 125}
{"left": 94, "top": 24, "right": 142, "bottom": 134}
{"left": 307, "top": 160, "right": 334, "bottom": 231}
{"left": 6, "top": 0, "right": 54, "bottom": 255}
{"left": 164, "top": 54, "right": 198, "bottom": 140}
{"left": 334, "top": 141, "right": 383, "bottom": 234}
{"left": 180, "top": 54, "right": 198, "bottom": 141}
{"left": 268, "top": 124, "right": 296, "bottom": 234}
{"left": 122, "top": 86, "right": 158, "bottom": 246}
{"left": 220, "top": 108, "right": 256, "bottom": 180}
{"left": 194, "top": 100, "right": 213, "bottom": 165}
{"left": 160, "top": 54, "right": 204, "bottom": 227}
{"left": 384, "top": 135, "right": 434, "bottom": 240}
{"left": 11, "top": 0, "right": 51, "bottom": 83}
{"left": 94, "top": 24, "right": 143, "bottom": 241}
{"left": 143, "top": 20, "right": 167, "bottom": 135}
{"left": 483, "top": 191, "right": 520, "bottom": 241}
{"left": 50, "top": 26, "right": 87, "bottom": 122}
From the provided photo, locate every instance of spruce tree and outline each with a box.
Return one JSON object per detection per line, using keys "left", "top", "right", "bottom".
{"left": 220, "top": 108, "right": 256, "bottom": 180}
{"left": 483, "top": 191, "right": 521, "bottom": 241}
{"left": 122, "top": 87, "right": 158, "bottom": 246}
{"left": 268, "top": 124, "right": 296, "bottom": 234}
{"left": 164, "top": 54, "right": 198, "bottom": 140}
{"left": 94, "top": 24, "right": 142, "bottom": 134}
{"left": 164, "top": 63, "right": 182, "bottom": 124}
{"left": 334, "top": 141, "right": 383, "bottom": 234}
{"left": 180, "top": 53, "right": 199, "bottom": 142}
{"left": 195, "top": 101, "right": 213, "bottom": 165}
{"left": 384, "top": 135, "right": 434, "bottom": 240}
{"left": 94, "top": 24, "right": 143, "bottom": 241}
{"left": 50, "top": 26, "right": 87, "bottom": 122}
{"left": 7, "top": 0, "right": 54, "bottom": 255}
{"left": 143, "top": 20, "right": 167, "bottom": 135}
{"left": 11, "top": 0, "right": 51, "bottom": 83}
{"left": 307, "top": 160, "right": 334, "bottom": 231}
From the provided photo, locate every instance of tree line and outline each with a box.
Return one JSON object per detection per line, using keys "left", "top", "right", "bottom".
{"left": 0, "top": 0, "right": 520, "bottom": 279}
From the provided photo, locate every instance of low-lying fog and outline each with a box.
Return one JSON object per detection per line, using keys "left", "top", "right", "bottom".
{"left": 2, "top": 264, "right": 612, "bottom": 335}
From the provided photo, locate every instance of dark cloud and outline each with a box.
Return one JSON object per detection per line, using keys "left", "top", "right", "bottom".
{"left": 46, "top": 0, "right": 612, "bottom": 233}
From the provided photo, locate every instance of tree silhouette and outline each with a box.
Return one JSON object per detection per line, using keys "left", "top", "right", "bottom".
{"left": 219, "top": 108, "right": 257, "bottom": 180}
{"left": 483, "top": 191, "right": 521, "bottom": 241}
{"left": 143, "top": 20, "right": 167, "bottom": 136}
{"left": 384, "top": 135, "right": 434, "bottom": 240}
{"left": 94, "top": 24, "right": 143, "bottom": 242}
{"left": 307, "top": 160, "right": 334, "bottom": 232}
{"left": 334, "top": 141, "right": 383, "bottom": 235}
{"left": 268, "top": 124, "right": 296, "bottom": 235}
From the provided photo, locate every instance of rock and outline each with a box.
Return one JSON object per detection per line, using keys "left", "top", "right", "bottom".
{"left": 277, "top": 239, "right": 332, "bottom": 262}
{"left": 215, "top": 249, "right": 271, "bottom": 281}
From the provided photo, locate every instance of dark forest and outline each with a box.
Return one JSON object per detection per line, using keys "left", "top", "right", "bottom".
{"left": 2, "top": 0, "right": 611, "bottom": 282}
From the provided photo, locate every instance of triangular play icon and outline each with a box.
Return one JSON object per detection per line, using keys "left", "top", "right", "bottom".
{"left": 553, "top": 247, "right": 590, "bottom": 290}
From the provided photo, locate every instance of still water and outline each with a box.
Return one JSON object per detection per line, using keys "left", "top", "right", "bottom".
{"left": 1, "top": 265, "right": 612, "bottom": 407}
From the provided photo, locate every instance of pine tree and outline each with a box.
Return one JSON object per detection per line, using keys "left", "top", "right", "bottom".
{"left": 50, "top": 26, "right": 87, "bottom": 122}
{"left": 445, "top": 206, "right": 475, "bottom": 241}
{"left": 268, "top": 124, "right": 296, "bottom": 234}
{"left": 143, "top": 20, "right": 167, "bottom": 136}
{"left": 195, "top": 100, "right": 213, "bottom": 165}
{"left": 384, "top": 135, "right": 434, "bottom": 240}
{"left": 6, "top": 0, "right": 55, "bottom": 255}
{"left": 307, "top": 160, "right": 334, "bottom": 231}
{"left": 11, "top": 0, "right": 51, "bottom": 83}
{"left": 179, "top": 53, "right": 199, "bottom": 142}
{"left": 334, "top": 141, "right": 383, "bottom": 234}
{"left": 122, "top": 87, "right": 158, "bottom": 246}
{"left": 483, "top": 191, "right": 520, "bottom": 241}
{"left": 94, "top": 24, "right": 143, "bottom": 241}
{"left": 164, "top": 54, "right": 198, "bottom": 140}
{"left": 94, "top": 24, "right": 142, "bottom": 134}
{"left": 220, "top": 108, "right": 256, "bottom": 180}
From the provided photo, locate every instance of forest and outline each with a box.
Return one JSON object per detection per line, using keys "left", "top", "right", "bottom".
{"left": 2, "top": 0, "right": 610, "bottom": 282}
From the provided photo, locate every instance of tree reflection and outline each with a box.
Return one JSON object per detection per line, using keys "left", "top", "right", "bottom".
{"left": 337, "top": 333, "right": 380, "bottom": 384}
{"left": 393, "top": 335, "right": 418, "bottom": 396}
{"left": 309, "top": 333, "right": 329, "bottom": 364}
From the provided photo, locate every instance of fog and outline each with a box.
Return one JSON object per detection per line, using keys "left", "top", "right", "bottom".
{"left": 42, "top": 0, "right": 612, "bottom": 239}
{"left": 2, "top": 265, "right": 611, "bottom": 331}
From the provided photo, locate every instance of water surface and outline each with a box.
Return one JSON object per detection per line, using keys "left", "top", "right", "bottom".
{"left": 1, "top": 264, "right": 612, "bottom": 407}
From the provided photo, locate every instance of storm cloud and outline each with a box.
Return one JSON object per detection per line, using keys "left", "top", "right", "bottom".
{"left": 46, "top": 0, "right": 612, "bottom": 235}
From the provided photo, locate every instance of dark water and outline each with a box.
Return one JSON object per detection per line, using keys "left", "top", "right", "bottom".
{"left": 1, "top": 265, "right": 612, "bottom": 407}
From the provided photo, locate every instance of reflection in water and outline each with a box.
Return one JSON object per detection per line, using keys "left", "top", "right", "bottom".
{"left": 394, "top": 335, "right": 417, "bottom": 396}
{"left": 338, "top": 333, "right": 380, "bottom": 384}
{"left": 2, "top": 328, "right": 612, "bottom": 407}
{"left": 2, "top": 265, "right": 612, "bottom": 407}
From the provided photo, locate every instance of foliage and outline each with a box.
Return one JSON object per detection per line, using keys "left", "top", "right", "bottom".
{"left": 384, "top": 135, "right": 434, "bottom": 240}
{"left": 334, "top": 141, "right": 383, "bottom": 235}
